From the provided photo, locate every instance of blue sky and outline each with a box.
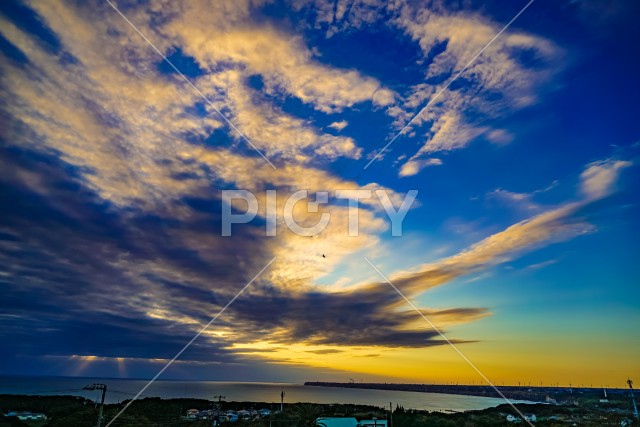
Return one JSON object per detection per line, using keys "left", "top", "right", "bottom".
{"left": 0, "top": 0, "right": 639, "bottom": 385}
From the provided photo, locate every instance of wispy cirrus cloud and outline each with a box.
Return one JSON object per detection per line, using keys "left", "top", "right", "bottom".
{"left": 393, "top": 5, "right": 562, "bottom": 174}
{"left": 298, "top": 0, "right": 562, "bottom": 175}
{"left": 328, "top": 120, "right": 349, "bottom": 132}
{"left": 580, "top": 159, "right": 632, "bottom": 200}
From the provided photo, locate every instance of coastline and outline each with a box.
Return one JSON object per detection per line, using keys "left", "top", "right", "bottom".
{"left": 0, "top": 377, "right": 523, "bottom": 412}
{"left": 304, "top": 381, "right": 628, "bottom": 403}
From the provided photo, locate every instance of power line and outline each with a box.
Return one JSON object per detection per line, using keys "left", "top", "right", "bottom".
{"left": 84, "top": 383, "right": 107, "bottom": 427}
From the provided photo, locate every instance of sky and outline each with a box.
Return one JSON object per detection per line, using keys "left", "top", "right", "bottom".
{"left": 0, "top": 0, "right": 639, "bottom": 388}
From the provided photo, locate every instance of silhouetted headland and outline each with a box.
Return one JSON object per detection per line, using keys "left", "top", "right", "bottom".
{"left": 304, "top": 382, "right": 627, "bottom": 403}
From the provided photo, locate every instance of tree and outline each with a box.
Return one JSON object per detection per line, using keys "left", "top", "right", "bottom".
{"left": 0, "top": 415, "right": 29, "bottom": 427}
{"left": 292, "top": 404, "right": 324, "bottom": 427}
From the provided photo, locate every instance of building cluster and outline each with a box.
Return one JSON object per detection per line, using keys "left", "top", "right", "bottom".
{"left": 3, "top": 411, "right": 47, "bottom": 421}
{"left": 316, "top": 417, "right": 388, "bottom": 427}
{"left": 186, "top": 407, "right": 272, "bottom": 422}
{"left": 505, "top": 413, "right": 537, "bottom": 423}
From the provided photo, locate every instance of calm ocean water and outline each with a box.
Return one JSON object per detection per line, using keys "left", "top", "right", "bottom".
{"left": 0, "top": 376, "right": 531, "bottom": 412}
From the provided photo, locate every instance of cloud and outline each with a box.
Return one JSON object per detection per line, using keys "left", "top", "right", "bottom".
{"left": 0, "top": 0, "right": 415, "bottom": 295}
{"left": 201, "top": 69, "right": 363, "bottom": 162}
{"left": 524, "top": 259, "right": 558, "bottom": 271}
{"left": 399, "top": 158, "right": 442, "bottom": 177}
{"left": 0, "top": 0, "right": 632, "bottom": 381}
{"left": 220, "top": 159, "right": 628, "bottom": 350}
{"left": 162, "top": 3, "right": 395, "bottom": 114}
{"left": 291, "top": 0, "right": 561, "bottom": 172}
{"left": 385, "top": 203, "right": 591, "bottom": 294}
{"left": 391, "top": 3, "right": 560, "bottom": 175}
{"left": 487, "top": 179, "right": 561, "bottom": 215}
{"left": 306, "top": 349, "right": 344, "bottom": 355}
{"left": 486, "top": 128, "right": 514, "bottom": 145}
{"left": 298, "top": 0, "right": 561, "bottom": 176}
{"left": 0, "top": 147, "right": 627, "bottom": 376}
{"left": 293, "top": 0, "right": 562, "bottom": 178}
{"left": 292, "top": 0, "right": 394, "bottom": 38}
{"left": 390, "top": 157, "right": 634, "bottom": 294}
{"left": 487, "top": 189, "right": 542, "bottom": 214}
{"left": 328, "top": 120, "right": 349, "bottom": 131}
{"left": 580, "top": 159, "right": 632, "bottom": 200}
{"left": 0, "top": 0, "right": 419, "bottom": 374}
{"left": 3, "top": 138, "right": 591, "bottom": 359}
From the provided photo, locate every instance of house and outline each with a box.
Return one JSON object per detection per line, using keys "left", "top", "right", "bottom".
{"left": 225, "top": 411, "right": 239, "bottom": 422}
{"left": 186, "top": 409, "right": 199, "bottom": 418}
{"left": 506, "top": 414, "right": 520, "bottom": 422}
{"left": 258, "top": 408, "right": 272, "bottom": 416}
{"left": 316, "top": 417, "right": 359, "bottom": 427}
{"left": 359, "top": 420, "right": 387, "bottom": 427}
{"left": 237, "top": 409, "right": 252, "bottom": 420}
{"left": 196, "top": 410, "right": 213, "bottom": 420}
{"left": 5, "top": 411, "right": 47, "bottom": 421}
{"left": 524, "top": 414, "right": 537, "bottom": 422}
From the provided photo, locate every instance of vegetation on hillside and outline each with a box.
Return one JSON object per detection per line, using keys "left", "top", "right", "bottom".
{"left": 0, "top": 394, "right": 638, "bottom": 427}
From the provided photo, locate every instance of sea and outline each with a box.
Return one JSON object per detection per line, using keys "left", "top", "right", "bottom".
{"left": 0, "top": 376, "right": 533, "bottom": 412}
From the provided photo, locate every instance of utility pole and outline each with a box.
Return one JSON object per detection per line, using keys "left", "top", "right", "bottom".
{"left": 213, "top": 395, "right": 226, "bottom": 412}
{"left": 389, "top": 402, "right": 393, "bottom": 427}
{"left": 280, "top": 390, "right": 285, "bottom": 413}
{"left": 84, "top": 383, "right": 107, "bottom": 427}
{"left": 628, "top": 379, "right": 639, "bottom": 421}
